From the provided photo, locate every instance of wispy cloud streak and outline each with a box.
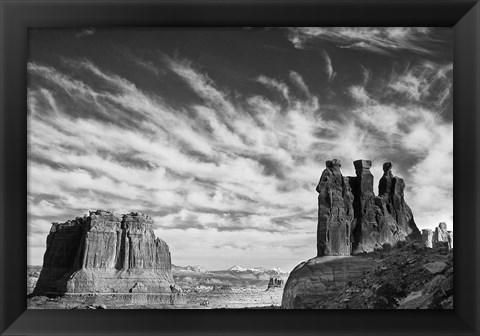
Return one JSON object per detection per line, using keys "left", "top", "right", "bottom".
{"left": 288, "top": 27, "right": 437, "bottom": 55}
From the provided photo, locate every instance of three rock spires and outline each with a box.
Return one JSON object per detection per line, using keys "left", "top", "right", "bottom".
{"left": 316, "top": 159, "right": 421, "bottom": 257}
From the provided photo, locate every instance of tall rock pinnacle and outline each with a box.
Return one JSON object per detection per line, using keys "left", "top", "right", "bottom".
{"left": 316, "top": 159, "right": 354, "bottom": 256}
{"left": 378, "top": 162, "right": 421, "bottom": 239}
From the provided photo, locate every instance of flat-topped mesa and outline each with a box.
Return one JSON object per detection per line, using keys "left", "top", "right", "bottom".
{"left": 316, "top": 159, "right": 354, "bottom": 256}
{"left": 33, "top": 210, "right": 175, "bottom": 296}
{"left": 316, "top": 160, "right": 420, "bottom": 256}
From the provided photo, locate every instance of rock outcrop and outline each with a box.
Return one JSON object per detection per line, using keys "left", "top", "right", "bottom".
{"left": 210, "top": 285, "right": 233, "bottom": 293}
{"left": 316, "top": 159, "right": 419, "bottom": 256}
{"left": 267, "top": 277, "right": 284, "bottom": 289}
{"left": 281, "top": 256, "right": 376, "bottom": 308}
{"left": 377, "top": 162, "right": 421, "bottom": 240}
{"left": 320, "top": 242, "right": 453, "bottom": 309}
{"left": 316, "top": 159, "right": 354, "bottom": 256}
{"left": 422, "top": 223, "right": 454, "bottom": 250}
{"left": 433, "top": 222, "right": 453, "bottom": 249}
{"left": 33, "top": 210, "right": 176, "bottom": 296}
{"left": 422, "top": 229, "right": 434, "bottom": 248}
{"left": 282, "top": 159, "right": 423, "bottom": 308}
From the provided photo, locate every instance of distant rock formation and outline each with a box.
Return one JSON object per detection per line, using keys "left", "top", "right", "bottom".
{"left": 422, "top": 229, "right": 434, "bottom": 248}
{"left": 282, "top": 159, "right": 422, "bottom": 308}
{"left": 210, "top": 285, "right": 233, "bottom": 293}
{"left": 434, "top": 222, "right": 453, "bottom": 249}
{"left": 267, "top": 277, "right": 284, "bottom": 289}
{"left": 33, "top": 210, "right": 177, "bottom": 296}
{"left": 422, "top": 223, "right": 454, "bottom": 250}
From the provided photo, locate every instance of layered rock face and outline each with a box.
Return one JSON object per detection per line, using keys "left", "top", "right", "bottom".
{"left": 377, "top": 162, "right": 421, "bottom": 240}
{"left": 281, "top": 256, "right": 376, "bottom": 308}
{"left": 33, "top": 210, "right": 175, "bottom": 295}
{"left": 282, "top": 159, "right": 422, "bottom": 308}
{"left": 317, "top": 159, "right": 419, "bottom": 256}
{"left": 316, "top": 159, "right": 354, "bottom": 256}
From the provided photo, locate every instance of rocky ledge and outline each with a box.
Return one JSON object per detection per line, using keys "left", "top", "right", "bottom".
{"left": 322, "top": 242, "right": 453, "bottom": 309}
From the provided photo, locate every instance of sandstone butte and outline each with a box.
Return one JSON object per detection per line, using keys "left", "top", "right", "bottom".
{"left": 33, "top": 210, "right": 181, "bottom": 302}
{"left": 282, "top": 159, "right": 423, "bottom": 309}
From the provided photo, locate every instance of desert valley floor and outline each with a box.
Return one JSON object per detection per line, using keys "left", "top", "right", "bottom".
{"left": 27, "top": 265, "right": 286, "bottom": 309}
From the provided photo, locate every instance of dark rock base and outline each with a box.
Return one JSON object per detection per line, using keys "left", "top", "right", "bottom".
{"left": 281, "top": 256, "right": 376, "bottom": 309}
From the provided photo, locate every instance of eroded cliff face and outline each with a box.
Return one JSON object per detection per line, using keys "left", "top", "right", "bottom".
{"left": 316, "top": 160, "right": 419, "bottom": 256}
{"left": 378, "top": 162, "right": 421, "bottom": 240}
{"left": 316, "top": 159, "right": 354, "bottom": 256}
{"left": 281, "top": 256, "right": 376, "bottom": 309}
{"left": 33, "top": 210, "right": 174, "bottom": 295}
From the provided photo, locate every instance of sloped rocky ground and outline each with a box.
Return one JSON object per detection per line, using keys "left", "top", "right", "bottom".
{"left": 320, "top": 242, "right": 453, "bottom": 309}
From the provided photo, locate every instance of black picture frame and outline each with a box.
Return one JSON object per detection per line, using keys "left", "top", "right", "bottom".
{"left": 1, "top": 0, "right": 479, "bottom": 335}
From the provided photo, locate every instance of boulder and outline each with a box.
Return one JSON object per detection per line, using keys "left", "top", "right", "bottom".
{"left": 129, "top": 282, "right": 148, "bottom": 293}
{"left": 423, "top": 262, "right": 448, "bottom": 274}
{"left": 33, "top": 210, "right": 175, "bottom": 295}
{"left": 170, "top": 284, "right": 183, "bottom": 293}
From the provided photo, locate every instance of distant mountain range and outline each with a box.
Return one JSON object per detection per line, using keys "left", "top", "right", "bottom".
{"left": 172, "top": 265, "right": 208, "bottom": 273}
{"left": 172, "top": 264, "right": 289, "bottom": 290}
{"left": 227, "top": 265, "right": 287, "bottom": 275}
{"left": 173, "top": 264, "right": 288, "bottom": 275}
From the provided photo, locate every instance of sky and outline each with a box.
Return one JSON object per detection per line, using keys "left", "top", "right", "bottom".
{"left": 27, "top": 27, "right": 453, "bottom": 271}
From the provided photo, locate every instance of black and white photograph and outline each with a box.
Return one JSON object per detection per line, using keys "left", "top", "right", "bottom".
{"left": 26, "top": 27, "right": 453, "bottom": 309}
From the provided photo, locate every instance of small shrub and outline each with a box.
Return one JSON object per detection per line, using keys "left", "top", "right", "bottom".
{"left": 382, "top": 243, "right": 392, "bottom": 252}
{"left": 373, "top": 283, "right": 407, "bottom": 309}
